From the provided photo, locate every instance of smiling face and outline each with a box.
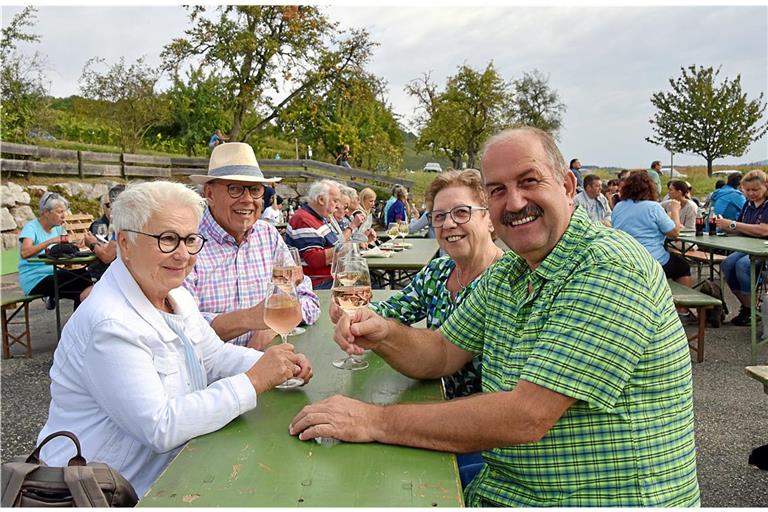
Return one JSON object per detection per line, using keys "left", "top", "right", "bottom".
{"left": 482, "top": 131, "right": 576, "bottom": 269}
{"left": 118, "top": 206, "right": 199, "bottom": 309}
{"left": 204, "top": 179, "right": 264, "bottom": 244}
{"left": 432, "top": 185, "right": 494, "bottom": 264}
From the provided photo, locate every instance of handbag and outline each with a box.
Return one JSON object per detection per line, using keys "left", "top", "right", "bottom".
{"left": 1, "top": 431, "right": 138, "bottom": 507}
{"left": 46, "top": 243, "right": 79, "bottom": 259}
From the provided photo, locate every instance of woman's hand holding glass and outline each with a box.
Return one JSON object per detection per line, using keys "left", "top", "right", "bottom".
{"left": 245, "top": 343, "right": 312, "bottom": 394}
{"left": 263, "top": 282, "right": 305, "bottom": 388}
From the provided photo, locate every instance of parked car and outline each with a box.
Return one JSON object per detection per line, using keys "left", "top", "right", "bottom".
{"left": 423, "top": 162, "right": 442, "bottom": 173}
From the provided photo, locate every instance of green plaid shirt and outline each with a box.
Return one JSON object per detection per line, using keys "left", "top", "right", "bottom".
{"left": 441, "top": 208, "right": 700, "bottom": 507}
{"left": 370, "top": 256, "right": 482, "bottom": 399}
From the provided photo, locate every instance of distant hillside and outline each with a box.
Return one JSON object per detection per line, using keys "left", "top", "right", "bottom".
{"left": 400, "top": 128, "right": 452, "bottom": 171}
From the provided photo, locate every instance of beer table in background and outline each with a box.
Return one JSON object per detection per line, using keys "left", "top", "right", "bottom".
{"left": 672, "top": 232, "right": 768, "bottom": 364}
{"left": 27, "top": 254, "right": 97, "bottom": 338}
{"left": 139, "top": 290, "right": 463, "bottom": 507}
{"left": 364, "top": 239, "right": 440, "bottom": 289}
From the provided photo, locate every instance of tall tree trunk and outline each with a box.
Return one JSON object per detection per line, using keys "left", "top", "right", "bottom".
{"left": 707, "top": 157, "right": 714, "bottom": 177}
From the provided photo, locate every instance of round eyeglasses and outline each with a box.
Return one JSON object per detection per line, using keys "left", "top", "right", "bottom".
{"left": 222, "top": 183, "right": 265, "bottom": 199}
{"left": 426, "top": 205, "right": 488, "bottom": 228}
{"left": 122, "top": 229, "right": 207, "bottom": 254}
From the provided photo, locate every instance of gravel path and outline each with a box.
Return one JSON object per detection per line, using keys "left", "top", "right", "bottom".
{"left": 2, "top": 274, "right": 766, "bottom": 506}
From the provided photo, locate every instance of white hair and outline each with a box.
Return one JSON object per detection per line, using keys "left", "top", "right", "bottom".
{"left": 307, "top": 179, "right": 339, "bottom": 203}
{"left": 39, "top": 192, "right": 69, "bottom": 214}
{"left": 112, "top": 181, "right": 205, "bottom": 243}
{"left": 340, "top": 185, "right": 358, "bottom": 201}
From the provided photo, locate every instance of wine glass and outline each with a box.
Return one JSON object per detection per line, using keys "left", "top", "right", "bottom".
{"left": 331, "top": 256, "right": 372, "bottom": 371}
{"left": 95, "top": 223, "right": 108, "bottom": 240}
{"left": 398, "top": 220, "right": 409, "bottom": 242}
{"left": 287, "top": 247, "right": 307, "bottom": 336}
{"left": 263, "top": 282, "right": 304, "bottom": 389}
{"left": 385, "top": 222, "right": 399, "bottom": 248}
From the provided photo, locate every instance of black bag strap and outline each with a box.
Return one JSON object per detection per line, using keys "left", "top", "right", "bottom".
{"left": 1, "top": 461, "right": 40, "bottom": 507}
{"left": 27, "top": 431, "right": 86, "bottom": 466}
{"left": 63, "top": 466, "right": 110, "bottom": 507}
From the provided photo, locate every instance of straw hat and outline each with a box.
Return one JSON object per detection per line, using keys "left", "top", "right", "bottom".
{"left": 189, "top": 142, "right": 281, "bottom": 184}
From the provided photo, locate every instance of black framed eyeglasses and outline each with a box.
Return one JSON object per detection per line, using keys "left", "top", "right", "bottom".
{"left": 427, "top": 205, "right": 488, "bottom": 228}
{"left": 122, "top": 229, "right": 207, "bottom": 254}
{"left": 222, "top": 183, "right": 264, "bottom": 199}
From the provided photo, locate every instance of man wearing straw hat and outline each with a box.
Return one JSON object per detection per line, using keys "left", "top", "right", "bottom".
{"left": 185, "top": 143, "right": 320, "bottom": 348}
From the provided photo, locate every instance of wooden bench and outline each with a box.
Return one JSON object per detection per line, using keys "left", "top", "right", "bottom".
{"left": 64, "top": 212, "right": 95, "bottom": 247}
{"left": 668, "top": 280, "right": 722, "bottom": 363}
{"left": 669, "top": 247, "right": 727, "bottom": 290}
{"left": 1, "top": 293, "right": 43, "bottom": 358}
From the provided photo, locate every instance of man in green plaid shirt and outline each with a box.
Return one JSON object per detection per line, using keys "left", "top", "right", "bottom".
{"left": 290, "top": 127, "right": 700, "bottom": 507}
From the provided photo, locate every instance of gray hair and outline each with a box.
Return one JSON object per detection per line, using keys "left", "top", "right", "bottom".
{"left": 307, "top": 179, "right": 339, "bottom": 203}
{"left": 39, "top": 192, "right": 69, "bottom": 214}
{"left": 340, "top": 185, "right": 358, "bottom": 201}
{"left": 112, "top": 181, "right": 205, "bottom": 243}
{"left": 480, "top": 126, "right": 567, "bottom": 183}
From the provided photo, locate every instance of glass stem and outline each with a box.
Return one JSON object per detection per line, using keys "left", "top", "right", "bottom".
{"left": 281, "top": 334, "right": 288, "bottom": 344}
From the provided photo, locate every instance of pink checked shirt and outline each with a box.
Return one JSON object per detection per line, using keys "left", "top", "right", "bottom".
{"left": 184, "top": 208, "right": 320, "bottom": 346}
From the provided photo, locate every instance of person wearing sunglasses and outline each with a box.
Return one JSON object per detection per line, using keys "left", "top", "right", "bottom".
{"left": 36, "top": 180, "right": 313, "bottom": 498}
{"left": 186, "top": 143, "right": 320, "bottom": 349}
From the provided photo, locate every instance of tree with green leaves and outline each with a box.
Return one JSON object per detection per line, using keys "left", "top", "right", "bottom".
{"left": 165, "top": 68, "right": 229, "bottom": 156}
{"left": 279, "top": 68, "right": 402, "bottom": 171}
{"left": 162, "top": 5, "right": 375, "bottom": 143}
{"left": 0, "top": 6, "right": 52, "bottom": 142}
{"left": 508, "top": 69, "right": 566, "bottom": 139}
{"left": 407, "top": 63, "right": 509, "bottom": 169}
{"left": 79, "top": 57, "right": 168, "bottom": 152}
{"left": 647, "top": 65, "right": 768, "bottom": 176}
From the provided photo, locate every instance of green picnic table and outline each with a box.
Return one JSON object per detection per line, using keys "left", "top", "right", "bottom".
{"left": 139, "top": 290, "right": 463, "bottom": 507}
{"left": 364, "top": 238, "right": 440, "bottom": 289}
{"left": 672, "top": 233, "right": 768, "bottom": 364}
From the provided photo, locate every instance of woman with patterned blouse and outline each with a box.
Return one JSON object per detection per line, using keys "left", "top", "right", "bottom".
{"left": 357, "top": 169, "right": 504, "bottom": 399}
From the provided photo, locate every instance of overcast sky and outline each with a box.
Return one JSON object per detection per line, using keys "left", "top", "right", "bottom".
{"left": 3, "top": 3, "right": 767, "bottom": 168}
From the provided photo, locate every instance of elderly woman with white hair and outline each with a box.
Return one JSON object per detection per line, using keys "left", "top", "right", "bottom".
{"left": 18, "top": 192, "right": 92, "bottom": 309}
{"left": 36, "top": 181, "right": 313, "bottom": 497}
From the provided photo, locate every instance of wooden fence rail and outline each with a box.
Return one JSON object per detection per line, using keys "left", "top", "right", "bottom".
{"left": 0, "top": 141, "right": 413, "bottom": 190}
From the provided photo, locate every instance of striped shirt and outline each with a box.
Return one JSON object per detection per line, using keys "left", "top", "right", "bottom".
{"left": 284, "top": 205, "right": 339, "bottom": 286}
{"left": 441, "top": 207, "right": 700, "bottom": 507}
{"left": 183, "top": 208, "right": 320, "bottom": 346}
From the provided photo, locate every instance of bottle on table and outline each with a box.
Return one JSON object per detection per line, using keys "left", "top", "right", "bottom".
{"left": 707, "top": 207, "right": 717, "bottom": 236}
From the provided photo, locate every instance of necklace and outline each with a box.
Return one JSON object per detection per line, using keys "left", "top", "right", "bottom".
{"left": 454, "top": 250, "right": 503, "bottom": 289}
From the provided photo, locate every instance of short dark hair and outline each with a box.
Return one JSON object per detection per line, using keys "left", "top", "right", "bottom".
{"left": 714, "top": 179, "right": 726, "bottom": 190}
{"left": 583, "top": 174, "right": 601, "bottom": 188}
{"left": 650, "top": 160, "right": 662, "bottom": 169}
{"left": 727, "top": 172, "right": 743, "bottom": 188}
{"left": 617, "top": 169, "right": 630, "bottom": 180}
{"left": 569, "top": 158, "right": 579, "bottom": 169}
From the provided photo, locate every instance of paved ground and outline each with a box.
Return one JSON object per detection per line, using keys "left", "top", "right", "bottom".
{"left": 1, "top": 272, "right": 767, "bottom": 506}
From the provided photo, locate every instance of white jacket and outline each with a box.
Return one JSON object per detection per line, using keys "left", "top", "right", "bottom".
{"left": 37, "top": 257, "right": 261, "bottom": 497}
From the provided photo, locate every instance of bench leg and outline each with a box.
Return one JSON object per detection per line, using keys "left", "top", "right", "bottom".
{"left": 1, "top": 307, "right": 10, "bottom": 359}
{"left": 1, "top": 302, "right": 34, "bottom": 359}
{"left": 695, "top": 306, "right": 705, "bottom": 363}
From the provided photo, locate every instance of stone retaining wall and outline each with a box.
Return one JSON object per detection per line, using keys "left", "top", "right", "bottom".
{"left": 0, "top": 180, "right": 308, "bottom": 250}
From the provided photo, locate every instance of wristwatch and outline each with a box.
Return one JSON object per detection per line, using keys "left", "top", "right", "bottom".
{"left": 729, "top": 221, "right": 737, "bottom": 232}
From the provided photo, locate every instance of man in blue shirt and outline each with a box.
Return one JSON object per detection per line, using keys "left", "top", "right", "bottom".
{"left": 569, "top": 158, "right": 584, "bottom": 192}
{"left": 710, "top": 172, "right": 746, "bottom": 220}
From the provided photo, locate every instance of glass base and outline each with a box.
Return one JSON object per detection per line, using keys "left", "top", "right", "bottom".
{"left": 287, "top": 326, "right": 306, "bottom": 336}
{"left": 332, "top": 355, "right": 368, "bottom": 371}
{"left": 275, "top": 377, "right": 304, "bottom": 389}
